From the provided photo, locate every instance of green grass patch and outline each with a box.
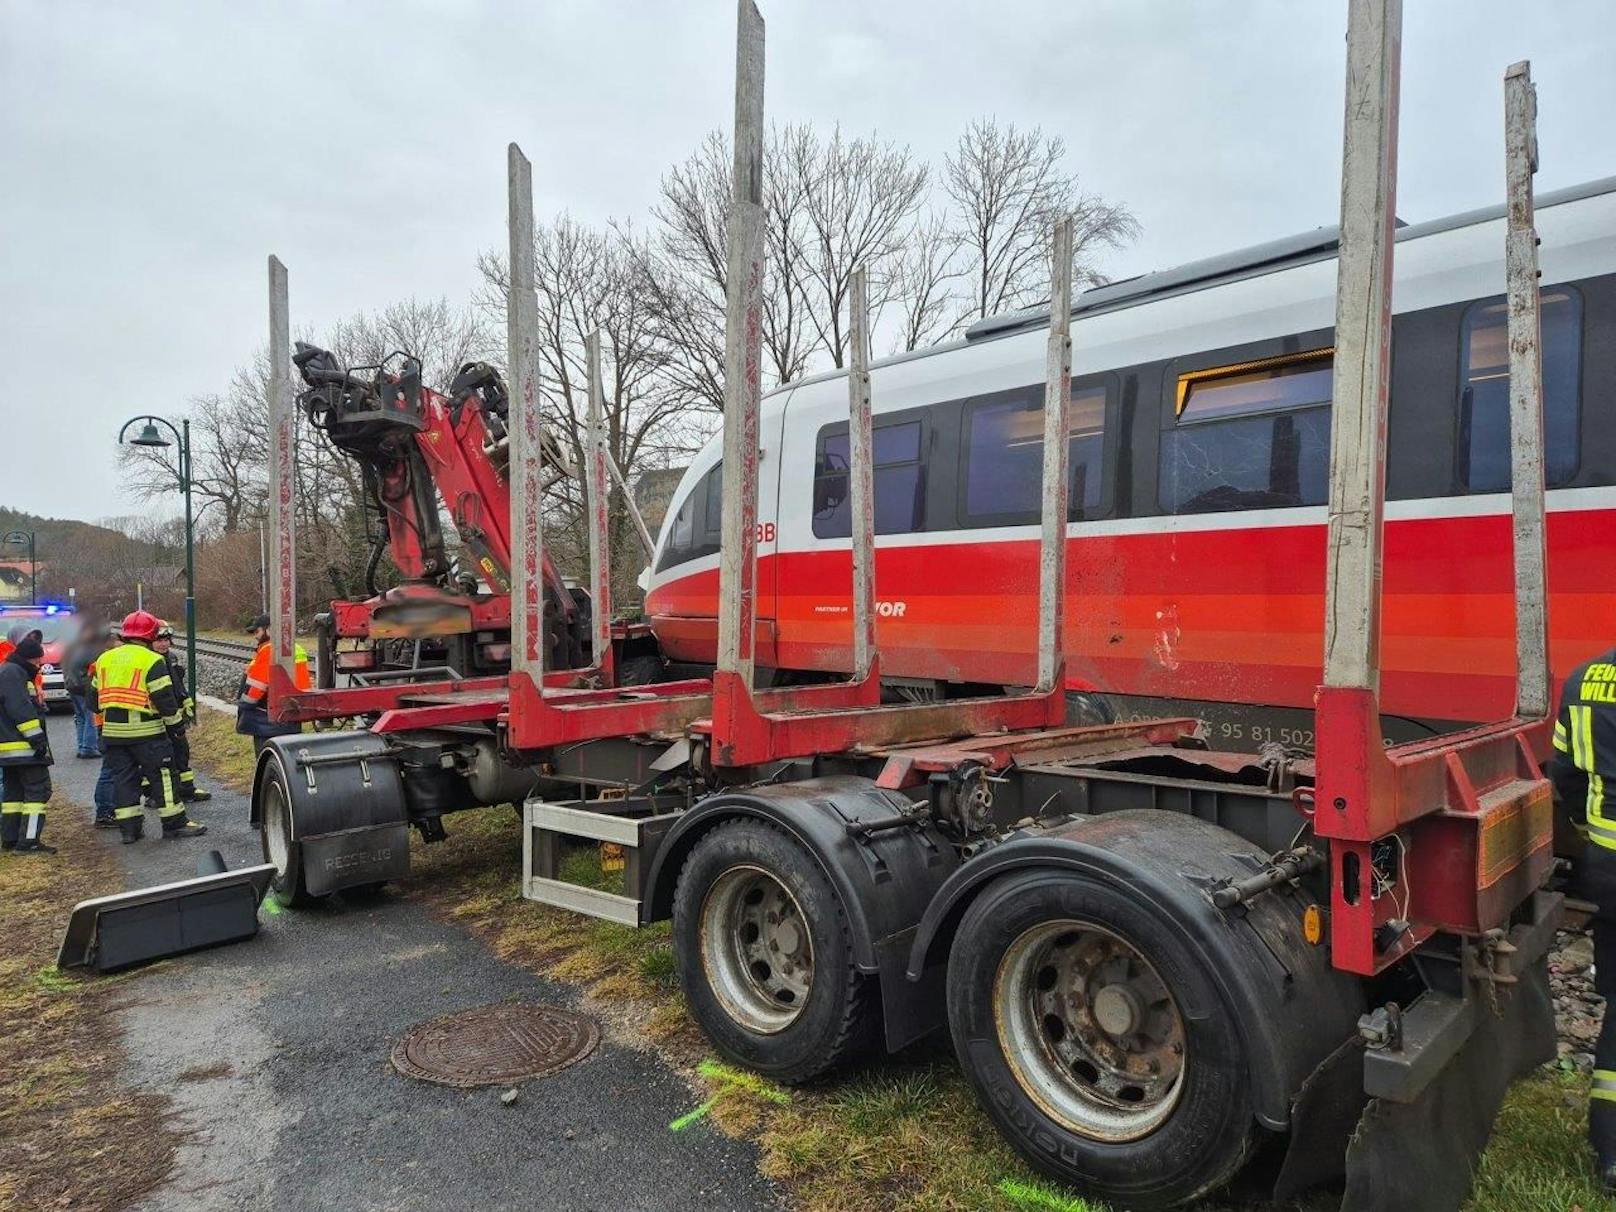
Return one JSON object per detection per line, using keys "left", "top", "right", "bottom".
{"left": 186, "top": 705, "right": 259, "bottom": 793}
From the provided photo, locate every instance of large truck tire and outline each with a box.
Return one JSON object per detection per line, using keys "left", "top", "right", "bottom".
{"left": 257, "top": 755, "right": 319, "bottom": 908}
{"left": 947, "top": 866, "right": 1254, "bottom": 1210}
{"left": 672, "top": 818, "right": 877, "bottom": 1083}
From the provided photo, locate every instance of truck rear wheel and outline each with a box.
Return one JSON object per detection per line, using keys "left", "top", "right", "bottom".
{"left": 947, "top": 868, "right": 1253, "bottom": 1209}
{"left": 258, "top": 756, "right": 320, "bottom": 908}
{"left": 673, "top": 819, "right": 875, "bottom": 1083}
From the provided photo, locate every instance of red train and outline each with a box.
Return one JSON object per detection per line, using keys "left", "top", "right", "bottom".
{"left": 645, "top": 177, "right": 1616, "bottom": 745}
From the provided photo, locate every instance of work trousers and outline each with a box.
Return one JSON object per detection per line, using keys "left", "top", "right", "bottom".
{"left": 0, "top": 763, "right": 52, "bottom": 848}
{"left": 1582, "top": 844, "right": 1616, "bottom": 1160}
{"left": 169, "top": 728, "right": 198, "bottom": 800}
{"left": 69, "top": 692, "right": 100, "bottom": 756}
{"left": 106, "top": 737, "right": 183, "bottom": 834}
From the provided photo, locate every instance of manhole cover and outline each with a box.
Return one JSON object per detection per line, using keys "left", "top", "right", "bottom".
{"left": 391, "top": 1003, "right": 599, "bottom": 1088}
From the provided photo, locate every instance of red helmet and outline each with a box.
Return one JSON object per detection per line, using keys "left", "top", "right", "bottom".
{"left": 120, "top": 610, "right": 161, "bottom": 642}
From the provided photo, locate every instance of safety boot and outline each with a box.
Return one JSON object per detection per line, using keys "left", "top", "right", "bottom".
{"left": 187, "top": 788, "right": 213, "bottom": 803}
{"left": 162, "top": 818, "right": 208, "bottom": 840}
{"left": 120, "top": 820, "right": 144, "bottom": 845}
{"left": 14, "top": 841, "right": 58, "bottom": 856}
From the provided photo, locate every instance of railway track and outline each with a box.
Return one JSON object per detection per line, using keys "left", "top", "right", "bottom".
{"left": 178, "top": 636, "right": 256, "bottom": 662}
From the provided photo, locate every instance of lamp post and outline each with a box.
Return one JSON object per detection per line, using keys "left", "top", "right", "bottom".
{"left": 118, "top": 416, "right": 196, "bottom": 704}
{"left": 1, "top": 531, "right": 36, "bottom": 603}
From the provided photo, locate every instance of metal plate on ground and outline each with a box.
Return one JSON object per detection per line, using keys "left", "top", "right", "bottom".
{"left": 391, "top": 1003, "right": 599, "bottom": 1088}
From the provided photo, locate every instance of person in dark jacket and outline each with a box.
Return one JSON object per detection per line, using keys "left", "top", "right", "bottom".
{"left": 1552, "top": 648, "right": 1616, "bottom": 1193}
{"left": 236, "top": 614, "right": 309, "bottom": 758}
{"left": 153, "top": 623, "right": 210, "bottom": 803}
{"left": 0, "top": 635, "right": 55, "bottom": 855}
{"left": 63, "top": 621, "right": 107, "bottom": 758}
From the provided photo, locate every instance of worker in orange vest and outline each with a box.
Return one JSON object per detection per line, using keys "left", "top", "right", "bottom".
{"left": 236, "top": 613, "right": 310, "bottom": 759}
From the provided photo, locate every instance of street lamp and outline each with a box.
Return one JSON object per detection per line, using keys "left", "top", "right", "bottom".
{"left": 1, "top": 531, "right": 36, "bottom": 604}
{"left": 118, "top": 415, "right": 196, "bottom": 704}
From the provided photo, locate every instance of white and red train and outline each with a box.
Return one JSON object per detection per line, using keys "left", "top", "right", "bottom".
{"left": 645, "top": 176, "right": 1616, "bottom": 745}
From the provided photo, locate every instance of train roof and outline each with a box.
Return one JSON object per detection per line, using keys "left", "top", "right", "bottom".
{"left": 770, "top": 175, "right": 1616, "bottom": 398}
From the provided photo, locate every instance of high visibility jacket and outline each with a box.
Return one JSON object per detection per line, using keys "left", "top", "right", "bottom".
{"left": 1551, "top": 647, "right": 1616, "bottom": 852}
{"left": 0, "top": 653, "right": 48, "bottom": 766}
{"left": 240, "top": 641, "right": 310, "bottom": 704}
{"left": 89, "top": 642, "right": 182, "bottom": 743}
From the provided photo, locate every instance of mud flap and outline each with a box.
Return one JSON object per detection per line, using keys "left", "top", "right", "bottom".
{"left": 57, "top": 861, "right": 277, "bottom": 972}
{"left": 1272, "top": 1036, "right": 1369, "bottom": 1200}
{"left": 1340, "top": 958, "right": 1554, "bottom": 1212}
{"left": 301, "top": 823, "right": 411, "bottom": 896}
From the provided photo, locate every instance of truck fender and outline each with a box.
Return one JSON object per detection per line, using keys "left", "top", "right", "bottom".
{"left": 252, "top": 730, "right": 412, "bottom": 896}
{"left": 907, "top": 810, "right": 1366, "bottom": 1132}
{"left": 645, "top": 776, "right": 962, "bottom": 1051}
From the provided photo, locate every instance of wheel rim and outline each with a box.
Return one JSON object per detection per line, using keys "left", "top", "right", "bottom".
{"left": 992, "top": 919, "right": 1186, "bottom": 1142}
{"left": 697, "top": 864, "right": 814, "bottom": 1034}
{"left": 263, "top": 776, "right": 290, "bottom": 875}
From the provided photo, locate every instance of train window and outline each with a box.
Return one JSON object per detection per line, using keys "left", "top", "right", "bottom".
{"left": 656, "top": 463, "right": 722, "bottom": 571}
{"left": 1459, "top": 287, "right": 1582, "bottom": 491}
{"left": 1160, "top": 349, "right": 1333, "bottom": 514}
{"left": 812, "top": 421, "right": 925, "bottom": 539}
{"left": 963, "top": 385, "right": 1107, "bottom": 523}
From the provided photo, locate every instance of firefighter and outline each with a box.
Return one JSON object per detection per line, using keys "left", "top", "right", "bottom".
{"left": 1551, "top": 649, "right": 1616, "bottom": 1193}
{"left": 90, "top": 625, "right": 121, "bottom": 828}
{"left": 236, "top": 613, "right": 310, "bottom": 759}
{"left": 0, "top": 634, "right": 54, "bottom": 854}
{"left": 89, "top": 610, "right": 206, "bottom": 843}
{"left": 152, "top": 622, "right": 211, "bottom": 803}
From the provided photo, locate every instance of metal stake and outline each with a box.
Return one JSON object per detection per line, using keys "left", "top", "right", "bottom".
{"left": 1322, "top": 0, "right": 1401, "bottom": 693}
{"left": 1504, "top": 60, "right": 1550, "bottom": 721}
{"left": 507, "top": 143, "right": 546, "bottom": 684}
{"left": 605, "top": 450, "right": 657, "bottom": 560}
{"left": 585, "top": 330, "right": 612, "bottom": 675}
{"left": 267, "top": 255, "right": 297, "bottom": 692}
{"left": 1037, "top": 216, "right": 1073, "bottom": 694}
{"left": 715, "top": 0, "right": 765, "bottom": 692}
{"left": 847, "top": 265, "right": 875, "bottom": 682}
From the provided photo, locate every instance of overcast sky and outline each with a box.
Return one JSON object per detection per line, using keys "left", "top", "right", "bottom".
{"left": 3, "top": 0, "right": 1611, "bottom": 527}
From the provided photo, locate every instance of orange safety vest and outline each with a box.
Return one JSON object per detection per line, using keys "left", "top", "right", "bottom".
{"left": 243, "top": 641, "right": 311, "bottom": 702}
{"left": 0, "top": 640, "right": 46, "bottom": 701}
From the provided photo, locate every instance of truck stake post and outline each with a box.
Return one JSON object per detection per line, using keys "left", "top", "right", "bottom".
{"left": 507, "top": 142, "right": 546, "bottom": 686}
{"left": 586, "top": 329, "right": 613, "bottom": 682}
{"left": 266, "top": 254, "right": 298, "bottom": 710}
{"left": 1505, "top": 60, "right": 1550, "bottom": 721}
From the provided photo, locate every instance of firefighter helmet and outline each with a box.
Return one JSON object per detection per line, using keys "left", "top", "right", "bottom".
{"left": 120, "top": 610, "right": 161, "bottom": 642}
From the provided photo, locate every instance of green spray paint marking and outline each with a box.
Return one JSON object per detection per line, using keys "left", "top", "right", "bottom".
{"left": 260, "top": 896, "right": 283, "bottom": 917}
{"left": 996, "top": 1177, "right": 1094, "bottom": 1212}
{"left": 668, "top": 1096, "right": 719, "bottom": 1132}
{"left": 669, "top": 1058, "right": 792, "bottom": 1132}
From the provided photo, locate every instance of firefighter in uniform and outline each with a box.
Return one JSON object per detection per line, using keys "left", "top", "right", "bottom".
{"left": 153, "top": 622, "right": 211, "bottom": 803}
{"left": 1551, "top": 649, "right": 1616, "bottom": 1192}
{"left": 236, "top": 613, "right": 311, "bottom": 758}
{"left": 0, "top": 635, "right": 54, "bottom": 854}
{"left": 89, "top": 610, "right": 206, "bottom": 843}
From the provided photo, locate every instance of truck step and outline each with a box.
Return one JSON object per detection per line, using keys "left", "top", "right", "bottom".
{"left": 521, "top": 797, "right": 680, "bottom": 927}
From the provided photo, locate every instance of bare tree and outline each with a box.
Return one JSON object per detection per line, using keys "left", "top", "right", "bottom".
{"left": 888, "top": 209, "right": 962, "bottom": 352}
{"left": 944, "top": 118, "right": 1139, "bottom": 330}
{"left": 787, "top": 126, "right": 928, "bottom": 366}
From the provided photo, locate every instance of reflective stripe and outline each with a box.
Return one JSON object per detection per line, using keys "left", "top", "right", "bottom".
{"left": 1585, "top": 818, "right": 1616, "bottom": 853}
{"left": 114, "top": 805, "right": 143, "bottom": 820}
{"left": 178, "top": 770, "right": 195, "bottom": 783}
{"left": 16, "top": 719, "right": 42, "bottom": 735}
{"left": 101, "top": 720, "right": 165, "bottom": 739}
{"left": 0, "top": 740, "right": 32, "bottom": 752}
{"left": 163, "top": 712, "right": 184, "bottom": 726}
{"left": 1555, "top": 720, "right": 1571, "bottom": 752}
{"left": 146, "top": 675, "right": 172, "bottom": 693}
{"left": 0, "top": 801, "right": 21, "bottom": 814}
{"left": 244, "top": 677, "right": 268, "bottom": 691}
{"left": 1594, "top": 1070, "right": 1616, "bottom": 1102}
{"left": 22, "top": 810, "right": 42, "bottom": 841}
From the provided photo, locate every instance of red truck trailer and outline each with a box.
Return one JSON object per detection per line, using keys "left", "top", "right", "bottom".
{"left": 249, "top": 4, "right": 1563, "bottom": 1207}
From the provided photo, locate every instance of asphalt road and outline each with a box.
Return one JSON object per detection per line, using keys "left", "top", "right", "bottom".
{"left": 45, "top": 714, "right": 784, "bottom": 1212}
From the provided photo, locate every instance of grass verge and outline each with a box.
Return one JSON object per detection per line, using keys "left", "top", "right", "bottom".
{"left": 185, "top": 706, "right": 259, "bottom": 794}
{"left": 0, "top": 795, "right": 180, "bottom": 1211}
{"left": 183, "top": 708, "right": 1616, "bottom": 1212}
